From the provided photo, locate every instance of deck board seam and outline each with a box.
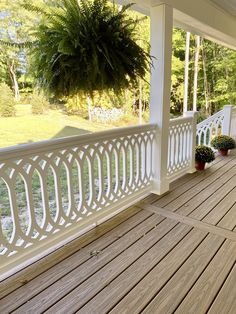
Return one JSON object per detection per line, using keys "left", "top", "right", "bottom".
{"left": 140, "top": 204, "right": 236, "bottom": 241}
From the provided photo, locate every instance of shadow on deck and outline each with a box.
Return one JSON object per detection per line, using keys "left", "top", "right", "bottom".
{"left": 1, "top": 151, "right": 236, "bottom": 313}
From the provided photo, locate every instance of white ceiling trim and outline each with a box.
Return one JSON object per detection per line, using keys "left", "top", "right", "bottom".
{"left": 115, "top": 0, "right": 236, "bottom": 50}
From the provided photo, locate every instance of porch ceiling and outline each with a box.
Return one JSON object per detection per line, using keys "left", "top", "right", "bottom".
{"left": 210, "top": 0, "right": 236, "bottom": 17}
{"left": 115, "top": 0, "right": 236, "bottom": 50}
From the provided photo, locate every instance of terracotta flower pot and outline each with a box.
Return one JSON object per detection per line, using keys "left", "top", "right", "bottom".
{"left": 195, "top": 161, "right": 206, "bottom": 171}
{"left": 219, "top": 149, "right": 229, "bottom": 156}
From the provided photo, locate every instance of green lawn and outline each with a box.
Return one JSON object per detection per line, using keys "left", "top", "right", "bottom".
{"left": 0, "top": 105, "right": 113, "bottom": 148}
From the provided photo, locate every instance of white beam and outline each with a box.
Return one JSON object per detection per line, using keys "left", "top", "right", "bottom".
{"left": 150, "top": 4, "right": 173, "bottom": 195}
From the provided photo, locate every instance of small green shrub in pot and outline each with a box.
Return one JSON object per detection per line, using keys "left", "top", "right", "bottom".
{"left": 195, "top": 145, "right": 215, "bottom": 171}
{"left": 211, "top": 135, "right": 236, "bottom": 156}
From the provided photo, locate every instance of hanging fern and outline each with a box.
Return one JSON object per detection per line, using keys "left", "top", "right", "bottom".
{"left": 22, "top": 0, "right": 151, "bottom": 97}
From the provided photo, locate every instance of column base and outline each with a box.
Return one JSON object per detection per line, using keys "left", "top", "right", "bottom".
{"left": 151, "top": 179, "right": 170, "bottom": 195}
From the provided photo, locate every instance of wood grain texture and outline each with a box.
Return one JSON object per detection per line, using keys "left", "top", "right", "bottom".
{"left": 175, "top": 240, "right": 236, "bottom": 314}
{"left": 208, "top": 263, "right": 236, "bottom": 314}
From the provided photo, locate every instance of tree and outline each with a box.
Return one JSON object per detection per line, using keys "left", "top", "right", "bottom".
{"left": 0, "top": 0, "right": 41, "bottom": 100}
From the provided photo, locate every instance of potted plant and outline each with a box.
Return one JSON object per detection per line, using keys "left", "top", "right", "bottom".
{"left": 195, "top": 145, "right": 215, "bottom": 171}
{"left": 211, "top": 135, "right": 236, "bottom": 156}
{"left": 22, "top": 0, "right": 151, "bottom": 100}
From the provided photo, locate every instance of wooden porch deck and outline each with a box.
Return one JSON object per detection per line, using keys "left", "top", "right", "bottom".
{"left": 1, "top": 152, "right": 236, "bottom": 314}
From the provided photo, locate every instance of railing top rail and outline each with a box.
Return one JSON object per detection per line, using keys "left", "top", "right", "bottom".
{"left": 197, "top": 109, "right": 224, "bottom": 128}
{"left": 0, "top": 123, "right": 157, "bottom": 162}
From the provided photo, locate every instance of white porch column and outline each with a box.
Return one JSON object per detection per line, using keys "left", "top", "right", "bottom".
{"left": 150, "top": 4, "right": 173, "bottom": 195}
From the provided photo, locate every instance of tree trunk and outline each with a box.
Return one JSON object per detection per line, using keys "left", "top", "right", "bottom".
{"left": 8, "top": 60, "right": 20, "bottom": 101}
{"left": 184, "top": 32, "right": 191, "bottom": 113}
{"left": 202, "top": 39, "right": 209, "bottom": 114}
{"left": 139, "top": 79, "right": 142, "bottom": 124}
{"left": 193, "top": 35, "right": 201, "bottom": 112}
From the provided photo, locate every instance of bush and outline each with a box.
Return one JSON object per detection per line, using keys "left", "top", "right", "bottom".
{"left": 31, "top": 91, "right": 49, "bottom": 115}
{"left": 195, "top": 145, "right": 215, "bottom": 163}
{"left": 211, "top": 135, "right": 236, "bottom": 150}
{"left": 0, "top": 83, "right": 15, "bottom": 117}
{"left": 65, "top": 97, "right": 88, "bottom": 118}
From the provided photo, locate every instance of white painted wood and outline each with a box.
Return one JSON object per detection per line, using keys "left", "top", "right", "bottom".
{"left": 150, "top": 4, "right": 173, "bottom": 194}
{"left": 116, "top": 0, "right": 236, "bottom": 50}
{"left": 196, "top": 110, "right": 224, "bottom": 146}
{"left": 167, "top": 115, "right": 195, "bottom": 181}
{"left": 184, "top": 111, "right": 198, "bottom": 173}
{"left": 222, "top": 105, "right": 233, "bottom": 136}
{"left": 230, "top": 106, "right": 236, "bottom": 138}
{"left": 0, "top": 124, "right": 156, "bottom": 280}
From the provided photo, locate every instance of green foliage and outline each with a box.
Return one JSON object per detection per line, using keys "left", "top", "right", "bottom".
{"left": 195, "top": 145, "right": 215, "bottom": 163}
{"left": 0, "top": 83, "right": 15, "bottom": 117}
{"left": 65, "top": 95, "right": 88, "bottom": 118}
{"left": 23, "top": 0, "right": 151, "bottom": 98}
{"left": 211, "top": 135, "right": 236, "bottom": 150}
{"left": 31, "top": 91, "right": 49, "bottom": 115}
{"left": 197, "top": 112, "right": 208, "bottom": 124}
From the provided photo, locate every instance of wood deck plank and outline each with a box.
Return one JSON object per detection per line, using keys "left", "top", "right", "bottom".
{"left": 174, "top": 240, "right": 236, "bottom": 314}
{"left": 154, "top": 155, "right": 236, "bottom": 208}
{"left": 0, "top": 211, "right": 160, "bottom": 313}
{"left": 0, "top": 206, "right": 143, "bottom": 299}
{"left": 43, "top": 221, "right": 191, "bottom": 314}
{"left": 141, "top": 236, "right": 225, "bottom": 314}
{"left": 202, "top": 187, "right": 236, "bottom": 225}
{"left": 217, "top": 203, "right": 236, "bottom": 230}
{"left": 207, "top": 263, "right": 236, "bottom": 314}
{"left": 188, "top": 175, "right": 236, "bottom": 221}
{"left": 109, "top": 231, "right": 220, "bottom": 314}
{"left": 77, "top": 227, "right": 209, "bottom": 314}
{"left": 177, "top": 168, "right": 236, "bottom": 218}
{"left": 12, "top": 217, "right": 177, "bottom": 313}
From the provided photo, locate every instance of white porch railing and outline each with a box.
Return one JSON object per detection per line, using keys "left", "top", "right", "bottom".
{"left": 0, "top": 124, "right": 156, "bottom": 279}
{"left": 0, "top": 105, "right": 235, "bottom": 280}
{"left": 196, "top": 105, "right": 236, "bottom": 146}
{"left": 196, "top": 110, "right": 224, "bottom": 146}
{"left": 167, "top": 113, "right": 197, "bottom": 182}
